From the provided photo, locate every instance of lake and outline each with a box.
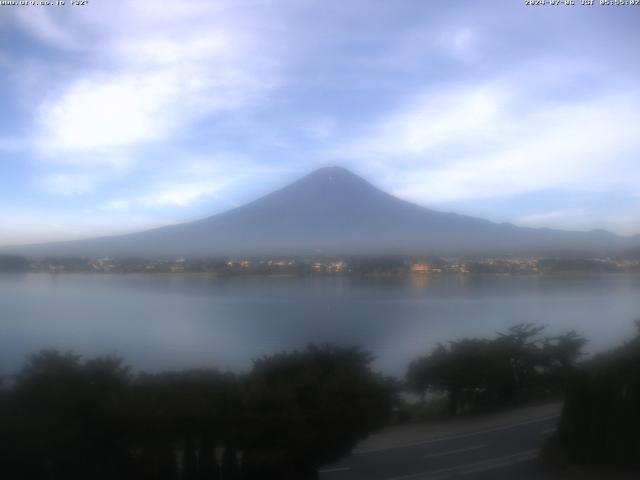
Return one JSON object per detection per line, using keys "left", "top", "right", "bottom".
{"left": 1, "top": 273, "right": 639, "bottom": 376}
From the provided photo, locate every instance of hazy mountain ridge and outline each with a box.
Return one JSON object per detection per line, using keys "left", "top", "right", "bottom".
{"left": 4, "top": 167, "right": 638, "bottom": 258}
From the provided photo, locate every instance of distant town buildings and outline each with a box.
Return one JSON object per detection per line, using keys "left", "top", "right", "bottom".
{"left": 19, "top": 255, "right": 640, "bottom": 276}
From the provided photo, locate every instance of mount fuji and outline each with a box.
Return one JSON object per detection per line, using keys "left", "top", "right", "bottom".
{"left": 5, "top": 167, "right": 637, "bottom": 258}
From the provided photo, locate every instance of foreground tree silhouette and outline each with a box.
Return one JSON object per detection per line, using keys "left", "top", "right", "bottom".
{"left": 557, "top": 321, "right": 640, "bottom": 468}
{"left": 407, "top": 324, "right": 586, "bottom": 416}
{"left": 0, "top": 345, "right": 393, "bottom": 479}
{"left": 5, "top": 351, "right": 132, "bottom": 480}
{"left": 242, "top": 345, "right": 392, "bottom": 479}
{"left": 129, "top": 368, "right": 240, "bottom": 480}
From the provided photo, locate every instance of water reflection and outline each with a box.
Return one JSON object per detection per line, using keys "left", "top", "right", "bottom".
{"left": 0, "top": 273, "right": 639, "bottom": 376}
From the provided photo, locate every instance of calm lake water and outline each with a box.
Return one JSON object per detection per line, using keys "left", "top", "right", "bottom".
{"left": 1, "top": 273, "right": 639, "bottom": 376}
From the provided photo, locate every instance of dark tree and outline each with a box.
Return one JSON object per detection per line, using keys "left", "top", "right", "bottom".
{"left": 407, "top": 324, "right": 586, "bottom": 416}
{"left": 0, "top": 345, "right": 394, "bottom": 479}
{"left": 557, "top": 321, "right": 640, "bottom": 467}
{"left": 7, "top": 351, "right": 132, "bottom": 479}
{"left": 242, "top": 345, "right": 392, "bottom": 479}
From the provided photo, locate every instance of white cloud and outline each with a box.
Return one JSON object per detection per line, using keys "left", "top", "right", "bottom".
{"left": 36, "top": 51, "right": 276, "bottom": 156}
{"left": 517, "top": 209, "right": 588, "bottom": 228}
{"left": 438, "top": 28, "right": 477, "bottom": 63}
{"left": 95, "top": 153, "right": 285, "bottom": 216}
{"left": 38, "top": 173, "right": 97, "bottom": 196}
{"left": 394, "top": 94, "right": 638, "bottom": 203}
{"left": 338, "top": 63, "right": 640, "bottom": 205}
{"left": 112, "top": 31, "right": 232, "bottom": 67}
{"left": 516, "top": 208, "right": 640, "bottom": 236}
{"left": 38, "top": 151, "right": 134, "bottom": 168}
{"left": 11, "top": 1, "right": 281, "bottom": 163}
{"left": 0, "top": 207, "right": 174, "bottom": 246}
{"left": 103, "top": 179, "right": 234, "bottom": 211}
{"left": 37, "top": 71, "right": 178, "bottom": 152}
{"left": 365, "top": 21, "right": 482, "bottom": 71}
{"left": 304, "top": 118, "right": 337, "bottom": 141}
{"left": 179, "top": 155, "right": 253, "bottom": 176}
{"left": 343, "top": 85, "right": 505, "bottom": 161}
{"left": 140, "top": 182, "right": 230, "bottom": 208}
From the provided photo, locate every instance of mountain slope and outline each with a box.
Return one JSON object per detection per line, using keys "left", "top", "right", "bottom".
{"left": 5, "top": 167, "right": 637, "bottom": 257}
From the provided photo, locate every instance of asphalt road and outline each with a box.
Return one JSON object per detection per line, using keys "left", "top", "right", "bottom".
{"left": 318, "top": 412, "right": 560, "bottom": 480}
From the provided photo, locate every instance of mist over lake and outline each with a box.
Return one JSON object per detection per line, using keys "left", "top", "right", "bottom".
{"left": 1, "top": 273, "right": 638, "bottom": 376}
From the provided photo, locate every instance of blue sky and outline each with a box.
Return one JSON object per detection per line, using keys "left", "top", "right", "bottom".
{"left": 1, "top": 0, "right": 639, "bottom": 245}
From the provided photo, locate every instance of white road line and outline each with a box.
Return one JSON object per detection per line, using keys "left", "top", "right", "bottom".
{"left": 423, "top": 444, "right": 486, "bottom": 460}
{"left": 355, "top": 414, "right": 559, "bottom": 455}
{"left": 317, "top": 466, "right": 351, "bottom": 474}
{"left": 385, "top": 449, "right": 538, "bottom": 480}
